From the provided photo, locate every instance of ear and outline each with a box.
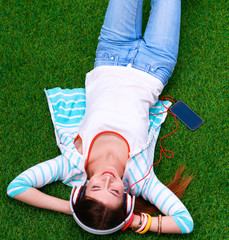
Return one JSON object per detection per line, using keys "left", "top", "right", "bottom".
{"left": 72, "top": 185, "right": 86, "bottom": 205}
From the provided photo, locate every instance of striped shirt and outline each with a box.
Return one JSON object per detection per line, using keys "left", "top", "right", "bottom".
{"left": 7, "top": 86, "right": 193, "bottom": 233}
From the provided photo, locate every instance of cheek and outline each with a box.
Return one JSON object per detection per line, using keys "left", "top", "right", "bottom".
{"left": 87, "top": 176, "right": 101, "bottom": 185}
{"left": 117, "top": 181, "right": 125, "bottom": 193}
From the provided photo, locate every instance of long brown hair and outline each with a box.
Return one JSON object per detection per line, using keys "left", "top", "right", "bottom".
{"left": 73, "top": 197, "right": 125, "bottom": 229}
{"left": 134, "top": 166, "right": 193, "bottom": 215}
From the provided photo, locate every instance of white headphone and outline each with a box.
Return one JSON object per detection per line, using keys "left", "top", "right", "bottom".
{"left": 70, "top": 185, "right": 135, "bottom": 235}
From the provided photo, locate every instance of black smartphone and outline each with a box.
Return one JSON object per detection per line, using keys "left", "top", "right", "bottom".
{"left": 170, "top": 101, "right": 203, "bottom": 131}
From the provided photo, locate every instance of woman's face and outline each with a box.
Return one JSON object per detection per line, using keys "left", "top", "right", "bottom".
{"left": 85, "top": 167, "right": 124, "bottom": 209}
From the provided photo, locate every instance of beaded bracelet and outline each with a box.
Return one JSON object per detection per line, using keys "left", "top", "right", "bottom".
{"left": 138, "top": 213, "right": 152, "bottom": 234}
{"left": 135, "top": 213, "right": 148, "bottom": 233}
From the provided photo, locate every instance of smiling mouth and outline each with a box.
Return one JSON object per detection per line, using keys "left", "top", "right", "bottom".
{"left": 102, "top": 171, "right": 116, "bottom": 178}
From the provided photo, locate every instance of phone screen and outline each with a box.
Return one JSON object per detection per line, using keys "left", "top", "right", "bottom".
{"left": 170, "top": 101, "right": 203, "bottom": 131}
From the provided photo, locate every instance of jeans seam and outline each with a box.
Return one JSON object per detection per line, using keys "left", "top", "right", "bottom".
{"left": 135, "top": 0, "right": 142, "bottom": 39}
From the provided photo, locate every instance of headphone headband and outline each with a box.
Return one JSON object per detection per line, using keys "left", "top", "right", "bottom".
{"left": 70, "top": 185, "right": 135, "bottom": 235}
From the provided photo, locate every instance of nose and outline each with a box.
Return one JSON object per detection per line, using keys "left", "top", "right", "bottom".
{"left": 104, "top": 176, "right": 112, "bottom": 189}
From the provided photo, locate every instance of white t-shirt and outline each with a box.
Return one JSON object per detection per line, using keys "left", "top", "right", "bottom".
{"left": 78, "top": 65, "right": 164, "bottom": 156}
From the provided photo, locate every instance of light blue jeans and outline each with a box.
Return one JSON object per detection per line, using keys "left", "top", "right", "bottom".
{"left": 94, "top": 0, "right": 181, "bottom": 86}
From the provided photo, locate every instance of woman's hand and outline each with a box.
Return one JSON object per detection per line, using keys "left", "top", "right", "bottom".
{"left": 14, "top": 188, "right": 72, "bottom": 215}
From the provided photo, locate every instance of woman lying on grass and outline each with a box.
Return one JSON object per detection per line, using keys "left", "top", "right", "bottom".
{"left": 7, "top": 0, "right": 194, "bottom": 235}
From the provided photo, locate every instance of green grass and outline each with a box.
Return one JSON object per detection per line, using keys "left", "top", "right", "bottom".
{"left": 1, "top": 0, "right": 228, "bottom": 239}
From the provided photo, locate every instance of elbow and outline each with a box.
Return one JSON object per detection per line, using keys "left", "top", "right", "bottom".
{"left": 7, "top": 181, "right": 15, "bottom": 198}
{"left": 7, "top": 180, "right": 29, "bottom": 199}
{"left": 188, "top": 219, "right": 194, "bottom": 233}
{"left": 173, "top": 214, "right": 194, "bottom": 234}
{"left": 184, "top": 217, "right": 194, "bottom": 234}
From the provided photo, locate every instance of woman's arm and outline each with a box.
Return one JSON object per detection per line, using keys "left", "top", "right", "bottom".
{"left": 7, "top": 155, "right": 73, "bottom": 214}
{"left": 14, "top": 188, "right": 72, "bottom": 215}
{"left": 130, "top": 214, "right": 182, "bottom": 233}
{"left": 7, "top": 156, "right": 66, "bottom": 197}
{"left": 141, "top": 173, "right": 194, "bottom": 234}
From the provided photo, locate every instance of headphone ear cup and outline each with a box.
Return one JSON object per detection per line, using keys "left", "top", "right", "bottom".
{"left": 123, "top": 193, "right": 132, "bottom": 215}
{"left": 78, "top": 186, "right": 86, "bottom": 201}
{"left": 123, "top": 193, "right": 127, "bottom": 209}
{"left": 72, "top": 186, "right": 86, "bottom": 205}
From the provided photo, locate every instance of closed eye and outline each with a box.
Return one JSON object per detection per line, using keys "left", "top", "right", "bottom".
{"left": 110, "top": 189, "right": 120, "bottom": 196}
{"left": 91, "top": 186, "right": 101, "bottom": 191}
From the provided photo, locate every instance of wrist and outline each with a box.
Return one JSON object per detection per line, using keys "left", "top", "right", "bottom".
{"left": 63, "top": 200, "right": 72, "bottom": 215}
{"left": 130, "top": 213, "right": 154, "bottom": 234}
{"left": 149, "top": 216, "right": 159, "bottom": 232}
{"left": 129, "top": 214, "right": 141, "bottom": 229}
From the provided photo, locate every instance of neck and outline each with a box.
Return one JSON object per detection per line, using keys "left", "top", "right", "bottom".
{"left": 86, "top": 152, "right": 125, "bottom": 178}
{"left": 86, "top": 133, "right": 129, "bottom": 179}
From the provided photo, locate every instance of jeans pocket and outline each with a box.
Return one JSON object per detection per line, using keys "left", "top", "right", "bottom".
{"left": 148, "top": 63, "right": 175, "bottom": 85}
{"left": 150, "top": 61, "right": 175, "bottom": 73}
{"left": 95, "top": 50, "right": 112, "bottom": 61}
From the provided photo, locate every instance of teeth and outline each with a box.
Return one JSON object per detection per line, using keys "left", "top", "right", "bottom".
{"left": 104, "top": 173, "right": 112, "bottom": 176}
{"left": 102, "top": 171, "right": 115, "bottom": 178}
{"left": 105, "top": 173, "right": 112, "bottom": 176}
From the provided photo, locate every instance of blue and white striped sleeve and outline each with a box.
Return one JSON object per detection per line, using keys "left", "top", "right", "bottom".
{"left": 7, "top": 155, "right": 70, "bottom": 198}
{"left": 142, "top": 173, "right": 194, "bottom": 234}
